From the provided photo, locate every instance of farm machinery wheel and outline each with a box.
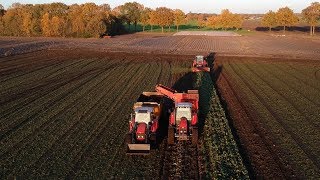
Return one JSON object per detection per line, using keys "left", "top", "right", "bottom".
{"left": 125, "top": 133, "right": 132, "bottom": 148}
{"left": 192, "top": 127, "right": 198, "bottom": 145}
{"left": 150, "top": 133, "right": 157, "bottom": 145}
{"left": 168, "top": 126, "right": 175, "bottom": 145}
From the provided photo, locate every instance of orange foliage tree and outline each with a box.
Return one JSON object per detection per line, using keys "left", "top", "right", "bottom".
{"left": 302, "top": 2, "right": 320, "bottom": 35}
{"left": 154, "top": 7, "right": 174, "bottom": 33}
{"left": 276, "top": 7, "right": 299, "bottom": 32}
{"left": 261, "top": 10, "right": 277, "bottom": 31}
{"left": 174, "top": 9, "right": 185, "bottom": 31}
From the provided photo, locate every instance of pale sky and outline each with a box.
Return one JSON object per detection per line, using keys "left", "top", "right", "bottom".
{"left": 1, "top": 0, "right": 317, "bottom": 13}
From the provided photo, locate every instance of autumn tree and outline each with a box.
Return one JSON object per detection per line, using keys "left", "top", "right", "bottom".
{"left": 41, "top": 13, "right": 51, "bottom": 36}
{"left": 119, "top": 2, "right": 143, "bottom": 31}
{"left": 219, "top": 9, "right": 233, "bottom": 29}
{"left": 0, "top": 4, "right": 5, "bottom": 16}
{"left": 148, "top": 10, "right": 157, "bottom": 32}
{"left": 197, "top": 14, "right": 206, "bottom": 28}
{"left": 86, "top": 14, "right": 109, "bottom": 37}
{"left": 166, "top": 10, "right": 174, "bottom": 31}
{"left": 302, "top": 2, "right": 320, "bottom": 35}
{"left": 155, "top": 7, "right": 173, "bottom": 33}
{"left": 276, "top": 7, "right": 299, "bottom": 32}
{"left": 0, "top": 4, "right": 4, "bottom": 35}
{"left": 206, "top": 15, "right": 219, "bottom": 29}
{"left": 174, "top": 9, "right": 185, "bottom": 31}
{"left": 1, "top": 5, "right": 24, "bottom": 36}
{"left": 261, "top": 10, "right": 277, "bottom": 31}
{"left": 22, "top": 11, "right": 32, "bottom": 36}
{"left": 232, "top": 14, "right": 244, "bottom": 30}
{"left": 51, "top": 16, "right": 66, "bottom": 36}
{"left": 68, "top": 4, "right": 85, "bottom": 36}
{"left": 206, "top": 9, "right": 243, "bottom": 30}
{"left": 140, "top": 7, "right": 151, "bottom": 32}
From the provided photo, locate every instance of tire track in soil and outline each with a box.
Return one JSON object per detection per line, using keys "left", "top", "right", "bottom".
{"left": 0, "top": 64, "right": 109, "bottom": 155}
{"left": 315, "top": 69, "right": 320, "bottom": 80}
{"left": 246, "top": 62, "right": 320, "bottom": 128}
{"left": 239, "top": 62, "right": 320, "bottom": 166}
{"left": 0, "top": 59, "right": 91, "bottom": 106}
{"left": 0, "top": 59, "right": 123, "bottom": 115}
{"left": 285, "top": 64, "right": 320, "bottom": 90}
{"left": 0, "top": 62, "right": 102, "bottom": 137}
{"left": 20, "top": 64, "right": 137, "bottom": 177}
{"left": 161, "top": 141, "right": 199, "bottom": 179}
{"left": 160, "top": 70, "right": 200, "bottom": 180}
{"left": 268, "top": 63, "right": 320, "bottom": 106}
{"left": 218, "top": 69, "right": 287, "bottom": 178}
{"left": 68, "top": 63, "right": 152, "bottom": 178}
{"left": 99, "top": 62, "right": 166, "bottom": 178}
{"left": 0, "top": 53, "right": 69, "bottom": 79}
{"left": 0, "top": 67, "right": 106, "bottom": 155}
{"left": 228, "top": 62, "right": 320, "bottom": 176}
{"left": 272, "top": 63, "right": 320, "bottom": 92}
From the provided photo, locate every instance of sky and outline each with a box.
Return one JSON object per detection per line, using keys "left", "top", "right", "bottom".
{"left": 1, "top": 0, "right": 317, "bottom": 13}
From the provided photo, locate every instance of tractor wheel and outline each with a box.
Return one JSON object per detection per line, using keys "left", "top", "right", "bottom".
{"left": 125, "top": 133, "right": 132, "bottom": 144}
{"left": 192, "top": 127, "right": 198, "bottom": 145}
{"left": 168, "top": 126, "right": 175, "bottom": 145}
{"left": 125, "top": 133, "right": 132, "bottom": 151}
{"left": 150, "top": 133, "right": 157, "bottom": 143}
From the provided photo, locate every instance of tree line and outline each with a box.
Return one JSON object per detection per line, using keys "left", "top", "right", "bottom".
{"left": 0, "top": 2, "right": 245, "bottom": 37}
{"left": 1, "top": 2, "right": 319, "bottom": 37}
{"left": 261, "top": 2, "right": 320, "bottom": 35}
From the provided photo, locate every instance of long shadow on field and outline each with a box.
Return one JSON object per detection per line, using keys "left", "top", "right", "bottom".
{"left": 172, "top": 72, "right": 195, "bottom": 92}
{"left": 210, "top": 55, "right": 255, "bottom": 178}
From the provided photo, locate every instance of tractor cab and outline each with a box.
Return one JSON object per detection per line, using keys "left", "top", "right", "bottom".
{"left": 195, "top": 55, "right": 204, "bottom": 66}
{"left": 175, "top": 102, "right": 192, "bottom": 140}
{"left": 134, "top": 107, "right": 154, "bottom": 124}
{"left": 175, "top": 102, "right": 192, "bottom": 122}
{"left": 192, "top": 55, "right": 210, "bottom": 72}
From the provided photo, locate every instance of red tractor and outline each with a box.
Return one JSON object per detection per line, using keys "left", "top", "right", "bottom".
{"left": 125, "top": 93, "right": 163, "bottom": 154}
{"left": 155, "top": 84, "right": 199, "bottom": 145}
{"left": 192, "top": 55, "right": 210, "bottom": 72}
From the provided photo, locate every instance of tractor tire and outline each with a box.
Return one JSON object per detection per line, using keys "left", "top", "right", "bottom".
{"left": 150, "top": 133, "right": 157, "bottom": 142}
{"left": 192, "top": 127, "right": 198, "bottom": 145}
{"left": 125, "top": 133, "right": 132, "bottom": 151}
{"left": 168, "top": 126, "right": 175, "bottom": 145}
{"left": 125, "top": 133, "right": 132, "bottom": 144}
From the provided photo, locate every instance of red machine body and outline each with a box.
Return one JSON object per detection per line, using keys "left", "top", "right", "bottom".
{"left": 192, "top": 55, "right": 210, "bottom": 72}
{"left": 126, "top": 93, "right": 162, "bottom": 155}
{"left": 155, "top": 84, "right": 199, "bottom": 144}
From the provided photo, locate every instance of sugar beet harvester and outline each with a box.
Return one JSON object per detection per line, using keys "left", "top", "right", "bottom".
{"left": 192, "top": 55, "right": 210, "bottom": 72}
{"left": 125, "top": 92, "right": 163, "bottom": 154}
{"left": 155, "top": 84, "right": 199, "bottom": 145}
{"left": 125, "top": 84, "right": 199, "bottom": 154}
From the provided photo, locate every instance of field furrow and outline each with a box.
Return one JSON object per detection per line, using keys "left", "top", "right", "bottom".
{"left": 226, "top": 61, "right": 320, "bottom": 178}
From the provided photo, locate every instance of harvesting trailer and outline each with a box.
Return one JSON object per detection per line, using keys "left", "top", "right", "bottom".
{"left": 192, "top": 55, "right": 210, "bottom": 72}
{"left": 155, "top": 84, "right": 199, "bottom": 145}
{"left": 125, "top": 92, "right": 163, "bottom": 155}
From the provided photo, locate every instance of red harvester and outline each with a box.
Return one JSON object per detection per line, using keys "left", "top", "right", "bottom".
{"left": 192, "top": 55, "right": 210, "bottom": 72}
{"left": 155, "top": 84, "right": 199, "bottom": 145}
{"left": 125, "top": 84, "right": 199, "bottom": 155}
